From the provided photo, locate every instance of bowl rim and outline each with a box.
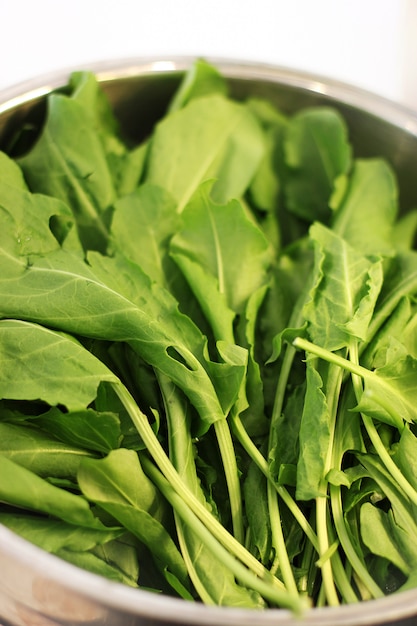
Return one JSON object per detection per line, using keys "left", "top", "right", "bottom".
{"left": 1, "top": 54, "right": 417, "bottom": 131}
{"left": 2, "top": 522, "right": 417, "bottom": 626}
{"left": 1, "top": 55, "right": 417, "bottom": 626}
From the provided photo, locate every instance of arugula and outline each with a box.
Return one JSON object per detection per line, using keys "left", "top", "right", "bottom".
{"left": 1, "top": 59, "right": 417, "bottom": 613}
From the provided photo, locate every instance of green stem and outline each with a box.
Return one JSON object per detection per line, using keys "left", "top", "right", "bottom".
{"left": 293, "top": 337, "right": 406, "bottom": 429}
{"left": 327, "top": 346, "right": 384, "bottom": 601}
{"left": 271, "top": 342, "right": 298, "bottom": 425}
{"left": 231, "top": 411, "right": 318, "bottom": 550}
{"left": 266, "top": 342, "right": 304, "bottom": 588}
{"left": 328, "top": 545, "right": 359, "bottom": 605}
{"left": 111, "top": 382, "right": 286, "bottom": 590}
{"left": 315, "top": 496, "right": 339, "bottom": 606}
{"left": 361, "top": 414, "right": 417, "bottom": 507}
{"left": 267, "top": 480, "right": 299, "bottom": 595}
{"left": 174, "top": 512, "right": 215, "bottom": 605}
{"left": 329, "top": 484, "right": 383, "bottom": 600}
{"left": 348, "top": 342, "right": 417, "bottom": 508}
{"left": 313, "top": 357, "right": 344, "bottom": 607}
{"left": 293, "top": 337, "right": 364, "bottom": 377}
{"left": 142, "top": 456, "right": 309, "bottom": 614}
{"left": 298, "top": 525, "right": 317, "bottom": 597}
{"left": 157, "top": 372, "right": 215, "bottom": 604}
{"left": 213, "top": 418, "right": 245, "bottom": 543}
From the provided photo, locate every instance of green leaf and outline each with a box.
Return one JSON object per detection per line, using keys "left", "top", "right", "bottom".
{"left": 268, "top": 382, "right": 305, "bottom": 482}
{"left": 235, "top": 286, "right": 270, "bottom": 436}
{"left": 304, "top": 222, "right": 383, "bottom": 350}
{"left": 170, "top": 252, "right": 236, "bottom": 344}
{"left": 360, "top": 503, "right": 412, "bottom": 575}
{"left": 392, "top": 426, "right": 417, "bottom": 491}
{"left": 356, "top": 338, "right": 417, "bottom": 426}
{"left": 246, "top": 98, "right": 288, "bottom": 214}
{"left": 362, "top": 296, "right": 412, "bottom": 369}
{"left": 244, "top": 458, "right": 272, "bottom": 564}
{"left": 0, "top": 454, "right": 108, "bottom": 528}
{"left": 326, "top": 468, "right": 351, "bottom": 488}
{"left": 0, "top": 520, "right": 139, "bottom": 587}
{"left": 369, "top": 250, "right": 417, "bottom": 340}
{"left": 58, "top": 545, "right": 139, "bottom": 586}
{"left": 0, "top": 422, "right": 95, "bottom": 478}
{"left": 32, "top": 406, "right": 122, "bottom": 454}
{"left": 77, "top": 449, "right": 189, "bottom": 587}
{"left": 356, "top": 453, "right": 417, "bottom": 542}
{"left": 69, "top": 71, "right": 124, "bottom": 152}
{"left": 294, "top": 335, "right": 417, "bottom": 428}
{"left": 332, "top": 159, "right": 398, "bottom": 255}
{"left": 392, "top": 210, "right": 417, "bottom": 251}
{"left": 284, "top": 107, "right": 351, "bottom": 222}
{"left": 296, "top": 357, "right": 330, "bottom": 500}
{"left": 0, "top": 319, "right": 118, "bottom": 411}
{"left": 0, "top": 151, "right": 28, "bottom": 189}
{"left": 0, "top": 244, "right": 242, "bottom": 427}
{"left": 159, "top": 376, "right": 264, "bottom": 607}
{"left": 90, "top": 534, "right": 140, "bottom": 587}
{"left": 0, "top": 511, "right": 122, "bottom": 553}
{"left": 115, "top": 142, "right": 148, "bottom": 196}
{"left": 0, "top": 176, "right": 75, "bottom": 257}
{"left": 19, "top": 92, "right": 116, "bottom": 251}
{"left": 171, "top": 180, "right": 272, "bottom": 317}
{"left": 146, "top": 94, "right": 265, "bottom": 211}
{"left": 168, "top": 58, "right": 228, "bottom": 113}
{"left": 110, "top": 183, "right": 179, "bottom": 286}
{"left": 87, "top": 251, "right": 247, "bottom": 424}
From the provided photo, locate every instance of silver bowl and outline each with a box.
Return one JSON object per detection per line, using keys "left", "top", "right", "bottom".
{"left": 1, "top": 57, "right": 417, "bottom": 626}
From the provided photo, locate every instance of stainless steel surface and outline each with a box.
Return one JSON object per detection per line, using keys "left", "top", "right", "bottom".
{"left": 1, "top": 57, "right": 417, "bottom": 626}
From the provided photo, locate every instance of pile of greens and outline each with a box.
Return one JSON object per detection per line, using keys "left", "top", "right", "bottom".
{"left": 1, "top": 59, "right": 417, "bottom": 614}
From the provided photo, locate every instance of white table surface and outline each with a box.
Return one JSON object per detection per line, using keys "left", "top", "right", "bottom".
{"left": 1, "top": 0, "right": 417, "bottom": 110}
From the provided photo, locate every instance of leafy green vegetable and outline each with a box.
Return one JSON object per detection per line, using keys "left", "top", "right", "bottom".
{"left": 1, "top": 59, "right": 417, "bottom": 613}
{"left": 77, "top": 449, "right": 190, "bottom": 592}
{"left": 146, "top": 93, "right": 265, "bottom": 211}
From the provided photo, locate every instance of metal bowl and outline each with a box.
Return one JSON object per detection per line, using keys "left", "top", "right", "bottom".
{"left": 1, "top": 57, "right": 417, "bottom": 626}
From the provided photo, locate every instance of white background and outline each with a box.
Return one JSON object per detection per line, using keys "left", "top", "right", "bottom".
{"left": 1, "top": 0, "right": 417, "bottom": 108}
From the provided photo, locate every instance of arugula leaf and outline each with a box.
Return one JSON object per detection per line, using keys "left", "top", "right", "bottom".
{"left": 246, "top": 98, "right": 288, "bottom": 216}
{"left": 360, "top": 503, "right": 413, "bottom": 576}
{"left": 355, "top": 338, "right": 417, "bottom": 426}
{"left": 0, "top": 151, "right": 28, "bottom": 189}
{"left": 243, "top": 456, "right": 272, "bottom": 564}
{"left": 295, "top": 356, "right": 331, "bottom": 500}
{"left": 303, "top": 222, "right": 383, "bottom": 350}
{"left": 332, "top": 159, "right": 398, "bottom": 255}
{"left": 0, "top": 175, "right": 76, "bottom": 257}
{"left": 284, "top": 107, "right": 351, "bottom": 223}
{"left": 0, "top": 319, "right": 117, "bottom": 411}
{"left": 31, "top": 406, "right": 122, "bottom": 454}
{"left": 168, "top": 58, "right": 228, "bottom": 113}
{"left": 77, "top": 449, "right": 190, "bottom": 590}
{"left": 110, "top": 183, "right": 179, "bottom": 286}
{"left": 0, "top": 422, "right": 95, "bottom": 479}
{"left": 392, "top": 426, "right": 417, "bottom": 490}
{"left": 0, "top": 455, "right": 111, "bottom": 528}
{"left": 18, "top": 90, "right": 116, "bottom": 251}
{"left": 146, "top": 94, "right": 265, "bottom": 211}
{"left": 0, "top": 245, "right": 245, "bottom": 429}
{"left": 171, "top": 180, "right": 272, "bottom": 317}
{"left": 57, "top": 543, "right": 138, "bottom": 587}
